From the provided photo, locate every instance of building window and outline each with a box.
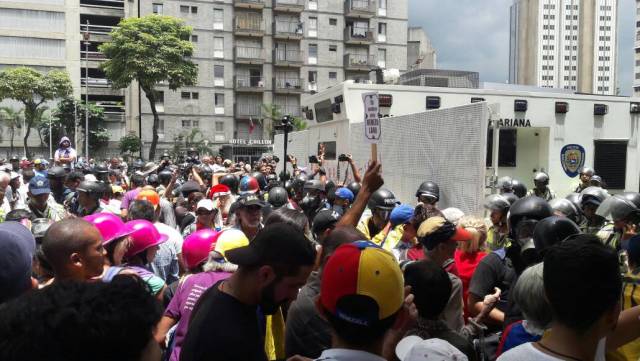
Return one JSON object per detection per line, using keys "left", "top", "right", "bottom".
{"left": 308, "top": 44, "right": 317, "bottom": 64}
{"left": 308, "top": 0, "right": 317, "bottom": 10}
{"left": 158, "top": 118, "right": 164, "bottom": 133}
{"left": 214, "top": 65, "right": 224, "bottom": 86}
{"left": 182, "top": 119, "right": 191, "bottom": 127}
{"left": 329, "top": 44, "right": 337, "bottom": 62}
{"left": 594, "top": 140, "right": 627, "bottom": 189}
{"left": 308, "top": 16, "right": 317, "bottom": 37}
{"left": 329, "top": 18, "right": 337, "bottom": 26}
{"left": 213, "top": 9, "right": 224, "bottom": 30}
{"left": 215, "top": 93, "right": 224, "bottom": 107}
{"left": 152, "top": 3, "right": 163, "bottom": 14}
{"left": 377, "top": 48, "right": 386, "bottom": 68}
{"left": 378, "top": 0, "right": 387, "bottom": 16}
{"left": 214, "top": 37, "right": 224, "bottom": 58}
{"left": 215, "top": 121, "right": 224, "bottom": 132}
{"left": 486, "top": 129, "right": 517, "bottom": 167}
{"left": 191, "top": 6, "right": 197, "bottom": 13}
{"left": 155, "top": 91, "right": 164, "bottom": 112}
{"left": 308, "top": 71, "right": 318, "bottom": 91}
{"left": 192, "top": 92, "right": 199, "bottom": 100}
{"left": 180, "top": 5, "right": 189, "bottom": 13}
{"left": 329, "top": 71, "right": 337, "bottom": 80}
{"left": 378, "top": 22, "right": 386, "bottom": 42}
{"left": 181, "top": 91, "right": 190, "bottom": 99}
{"left": 191, "top": 35, "right": 198, "bottom": 42}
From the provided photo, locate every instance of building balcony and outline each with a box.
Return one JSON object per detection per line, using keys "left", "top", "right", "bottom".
{"left": 80, "top": 0, "right": 123, "bottom": 9}
{"left": 103, "top": 112, "right": 125, "bottom": 122}
{"left": 343, "top": 53, "right": 376, "bottom": 71}
{"left": 273, "top": 78, "right": 305, "bottom": 94}
{"left": 234, "top": 15, "right": 264, "bottom": 37}
{"left": 234, "top": 76, "right": 267, "bottom": 92}
{"left": 81, "top": 24, "right": 115, "bottom": 35}
{"left": 273, "top": 49, "right": 304, "bottom": 67}
{"left": 273, "top": 0, "right": 305, "bottom": 13}
{"left": 81, "top": 77, "right": 111, "bottom": 87}
{"left": 234, "top": 0, "right": 265, "bottom": 9}
{"left": 273, "top": 20, "right": 304, "bottom": 40}
{"left": 80, "top": 50, "right": 107, "bottom": 61}
{"left": 234, "top": 46, "right": 265, "bottom": 64}
{"left": 344, "top": 27, "right": 374, "bottom": 44}
{"left": 276, "top": 104, "right": 301, "bottom": 117}
{"left": 344, "top": 0, "right": 375, "bottom": 18}
{"left": 235, "top": 101, "right": 263, "bottom": 119}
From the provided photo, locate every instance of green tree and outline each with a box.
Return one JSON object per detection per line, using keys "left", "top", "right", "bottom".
{"left": 0, "top": 106, "right": 22, "bottom": 156}
{"left": 119, "top": 131, "right": 142, "bottom": 158}
{"left": 99, "top": 15, "right": 198, "bottom": 160}
{"left": 0, "top": 67, "right": 72, "bottom": 158}
{"left": 170, "top": 128, "right": 213, "bottom": 158}
{"left": 261, "top": 103, "right": 308, "bottom": 139}
{"left": 41, "top": 98, "right": 110, "bottom": 153}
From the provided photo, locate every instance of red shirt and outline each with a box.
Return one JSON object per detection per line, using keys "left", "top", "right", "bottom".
{"left": 454, "top": 249, "right": 487, "bottom": 321}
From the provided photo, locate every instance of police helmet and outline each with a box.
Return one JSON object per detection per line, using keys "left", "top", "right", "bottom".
{"left": 508, "top": 195, "right": 553, "bottom": 241}
{"left": 268, "top": 187, "right": 289, "bottom": 208}
{"left": 158, "top": 170, "right": 172, "bottom": 184}
{"left": 596, "top": 194, "right": 640, "bottom": 222}
{"left": 580, "top": 186, "right": 609, "bottom": 208}
{"left": 533, "top": 172, "right": 549, "bottom": 185}
{"left": 219, "top": 174, "right": 239, "bottom": 194}
{"left": 304, "top": 180, "right": 325, "bottom": 192}
{"left": 549, "top": 198, "right": 580, "bottom": 224}
{"left": 579, "top": 167, "right": 595, "bottom": 177}
{"left": 250, "top": 171, "right": 268, "bottom": 191}
{"left": 415, "top": 181, "right": 440, "bottom": 201}
{"left": 497, "top": 176, "right": 513, "bottom": 192}
{"left": 346, "top": 181, "right": 361, "bottom": 198}
{"left": 532, "top": 216, "right": 581, "bottom": 255}
{"left": 502, "top": 192, "right": 519, "bottom": 205}
{"left": 76, "top": 181, "right": 103, "bottom": 198}
{"left": 48, "top": 166, "right": 66, "bottom": 179}
{"left": 368, "top": 189, "right": 398, "bottom": 211}
{"left": 511, "top": 179, "right": 528, "bottom": 198}
{"left": 483, "top": 194, "right": 511, "bottom": 213}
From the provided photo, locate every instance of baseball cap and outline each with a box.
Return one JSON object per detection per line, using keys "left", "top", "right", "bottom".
{"left": 9, "top": 171, "right": 20, "bottom": 180}
{"left": 225, "top": 223, "right": 316, "bottom": 267}
{"left": 320, "top": 241, "right": 404, "bottom": 326}
{"left": 334, "top": 187, "right": 354, "bottom": 202}
{"left": 312, "top": 209, "right": 341, "bottom": 235}
{"left": 196, "top": 199, "right": 217, "bottom": 212}
{"left": 28, "top": 176, "right": 51, "bottom": 195}
{"left": 0, "top": 222, "right": 36, "bottom": 303}
{"left": 238, "top": 193, "right": 265, "bottom": 208}
{"left": 136, "top": 189, "right": 160, "bottom": 208}
{"left": 416, "top": 217, "right": 472, "bottom": 250}
{"left": 180, "top": 181, "right": 201, "bottom": 197}
{"left": 111, "top": 185, "right": 124, "bottom": 195}
{"left": 390, "top": 204, "right": 414, "bottom": 227}
{"left": 210, "top": 184, "right": 231, "bottom": 198}
{"left": 214, "top": 229, "right": 250, "bottom": 260}
{"left": 395, "top": 336, "right": 468, "bottom": 361}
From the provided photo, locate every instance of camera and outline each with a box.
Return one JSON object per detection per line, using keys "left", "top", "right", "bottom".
{"left": 309, "top": 155, "right": 319, "bottom": 164}
{"left": 338, "top": 154, "right": 349, "bottom": 162}
{"left": 272, "top": 155, "right": 280, "bottom": 163}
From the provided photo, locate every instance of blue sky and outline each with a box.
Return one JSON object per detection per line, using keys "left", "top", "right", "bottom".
{"left": 408, "top": 0, "right": 635, "bottom": 95}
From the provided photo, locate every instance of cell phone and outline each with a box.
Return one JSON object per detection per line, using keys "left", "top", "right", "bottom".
{"left": 309, "top": 155, "right": 319, "bottom": 164}
{"left": 273, "top": 156, "right": 280, "bottom": 163}
{"left": 338, "top": 154, "right": 349, "bottom": 162}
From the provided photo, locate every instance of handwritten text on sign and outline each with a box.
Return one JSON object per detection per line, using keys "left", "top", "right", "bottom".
{"left": 362, "top": 92, "right": 381, "bottom": 143}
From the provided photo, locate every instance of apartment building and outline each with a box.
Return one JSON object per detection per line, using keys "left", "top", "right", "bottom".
{"left": 138, "top": 0, "right": 408, "bottom": 159}
{"left": 407, "top": 26, "right": 436, "bottom": 70}
{"left": 509, "top": 0, "right": 618, "bottom": 95}
{"left": 635, "top": 0, "right": 640, "bottom": 96}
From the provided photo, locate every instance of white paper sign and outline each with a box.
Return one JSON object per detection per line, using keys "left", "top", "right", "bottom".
{"left": 362, "top": 92, "right": 381, "bottom": 143}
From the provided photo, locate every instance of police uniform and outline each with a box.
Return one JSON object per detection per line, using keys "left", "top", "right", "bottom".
{"left": 357, "top": 216, "right": 390, "bottom": 246}
{"left": 486, "top": 225, "right": 512, "bottom": 251}
{"left": 579, "top": 215, "right": 607, "bottom": 235}
{"left": 526, "top": 188, "right": 556, "bottom": 201}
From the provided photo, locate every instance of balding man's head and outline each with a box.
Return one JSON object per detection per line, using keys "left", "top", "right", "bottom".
{"left": 0, "top": 172, "right": 10, "bottom": 190}
{"left": 42, "top": 219, "right": 106, "bottom": 281}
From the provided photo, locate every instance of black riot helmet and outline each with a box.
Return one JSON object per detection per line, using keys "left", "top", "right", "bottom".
{"left": 284, "top": 180, "right": 295, "bottom": 197}
{"left": 502, "top": 192, "right": 519, "bottom": 205}
{"left": 219, "top": 174, "right": 239, "bottom": 195}
{"left": 549, "top": 198, "right": 580, "bottom": 224}
{"left": 146, "top": 174, "right": 159, "bottom": 186}
{"left": 158, "top": 170, "right": 172, "bottom": 185}
{"left": 346, "top": 181, "right": 361, "bottom": 198}
{"left": 484, "top": 194, "right": 511, "bottom": 213}
{"left": 565, "top": 193, "right": 583, "bottom": 211}
{"left": 93, "top": 164, "right": 108, "bottom": 175}
{"left": 531, "top": 216, "right": 581, "bottom": 260}
{"left": 133, "top": 159, "right": 145, "bottom": 171}
{"left": 508, "top": 196, "right": 553, "bottom": 242}
{"left": 76, "top": 180, "right": 103, "bottom": 200}
{"left": 368, "top": 189, "right": 398, "bottom": 211}
{"left": 265, "top": 173, "right": 279, "bottom": 191}
{"left": 533, "top": 172, "right": 550, "bottom": 186}
{"left": 511, "top": 179, "right": 528, "bottom": 198}
{"left": 250, "top": 171, "right": 268, "bottom": 191}
{"left": 497, "top": 176, "right": 513, "bottom": 193}
{"left": 303, "top": 180, "right": 325, "bottom": 193}
{"left": 415, "top": 181, "right": 440, "bottom": 201}
{"left": 597, "top": 193, "right": 640, "bottom": 223}
{"left": 580, "top": 186, "right": 609, "bottom": 208}
{"left": 268, "top": 187, "right": 289, "bottom": 209}
{"left": 292, "top": 174, "right": 308, "bottom": 192}
{"left": 48, "top": 166, "right": 66, "bottom": 179}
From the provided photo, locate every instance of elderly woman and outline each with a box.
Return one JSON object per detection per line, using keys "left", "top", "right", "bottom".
{"left": 454, "top": 216, "right": 488, "bottom": 320}
{"left": 496, "top": 262, "right": 551, "bottom": 355}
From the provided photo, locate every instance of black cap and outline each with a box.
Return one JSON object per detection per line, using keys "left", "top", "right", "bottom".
{"left": 312, "top": 209, "right": 341, "bottom": 235}
{"left": 226, "top": 223, "right": 316, "bottom": 267}
{"left": 48, "top": 166, "right": 66, "bottom": 178}
{"left": 180, "top": 181, "right": 201, "bottom": 196}
{"left": 238, "top": 193, "right": 265, "bottom": 208}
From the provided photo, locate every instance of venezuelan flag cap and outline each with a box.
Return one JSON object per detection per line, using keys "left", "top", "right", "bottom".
{"left": 320, "top": 241, "right": 404, "bottom": 326}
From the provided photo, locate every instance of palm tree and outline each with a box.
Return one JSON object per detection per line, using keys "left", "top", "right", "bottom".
{"left": 261, "top": 103, "right": 308, "bottom": 139}
{"left": 0, "top": 106, "right": 22, "bottom": 156}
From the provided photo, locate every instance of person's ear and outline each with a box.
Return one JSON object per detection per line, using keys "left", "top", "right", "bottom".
{"left": 257, "top": 265, "right": 276, "bottom": 287}
{"left": 70, "top": 252, "right": 82, "bottom": 267}
{"left": 30, "top": 276, "right": 39, "bottom": 290}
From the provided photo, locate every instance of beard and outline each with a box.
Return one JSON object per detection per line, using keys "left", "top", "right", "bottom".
{"left": 259, "top": 279, "right": 283, "bottom": 315}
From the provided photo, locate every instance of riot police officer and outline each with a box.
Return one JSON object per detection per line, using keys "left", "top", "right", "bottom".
{"left": 415, "top": 181, "right": 444, "bottom": 218}
{"left": 573, "top": 166, "right": 595, "bottom": 193}
{"left": 484, "top": 194, "right": 512, "bottom": 250}
{"left": 579, "top": 186, "right": 609, "bottom": 234}
{"left": 527, "top": 172, "right": 555, "bottom": 201}
{"left": 357, "top": 188, "right": 398, "bottom": 246}
{"left": 74, "top": 181, "right": 104, "bottom": 216}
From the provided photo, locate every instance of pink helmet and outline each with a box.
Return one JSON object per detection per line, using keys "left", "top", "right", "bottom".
{"left": 84, "top": 213, "right": 134, "bottom": 246}
{"left": 182, "top": 229, "right": 220, "bottom": 270}
{"left": 124, "top": 220, "right": 168, "bottom": 258}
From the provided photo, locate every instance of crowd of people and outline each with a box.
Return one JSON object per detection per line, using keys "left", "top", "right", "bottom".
{"left": 3, "top": 137, "right": 640, "bottom": 361}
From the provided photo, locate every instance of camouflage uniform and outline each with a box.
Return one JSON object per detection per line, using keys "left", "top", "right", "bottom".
{"left": 526, "top": 188, "right": 556, "bottom": 201}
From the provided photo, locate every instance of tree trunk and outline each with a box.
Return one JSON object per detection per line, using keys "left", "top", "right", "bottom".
{"left": 23, "top": 106, "right": 34, "bottom": 159}
{"left": 9, "top": 127, "right": 14, "bottom": 156}
{"left": 144, "top": 89, "right": 159, "bottom": 161}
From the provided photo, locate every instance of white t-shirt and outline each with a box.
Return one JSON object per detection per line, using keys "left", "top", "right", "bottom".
{"left": 155, "top": 221, "right": 184, "bottom": 250}
{"left": 498, "top": 339, "right": 606, "bottom": 361}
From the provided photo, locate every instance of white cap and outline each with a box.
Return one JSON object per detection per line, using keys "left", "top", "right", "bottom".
{"left": 395, "top": 336, "right": 468, "bottom": 361}
{"left": 9, "top": 171, "right": 20, "bottom": 180}
{"left": 196, "top": 199, "right": 217, "bottom": 211}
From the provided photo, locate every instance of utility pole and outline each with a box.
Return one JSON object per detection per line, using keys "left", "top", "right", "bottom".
{"left": 84, "top": 20, "right": 90, "bottom": 159}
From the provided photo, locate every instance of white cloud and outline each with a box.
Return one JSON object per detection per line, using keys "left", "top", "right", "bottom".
{"left": 409, "top": 0, "right": 634, "bottom": 95}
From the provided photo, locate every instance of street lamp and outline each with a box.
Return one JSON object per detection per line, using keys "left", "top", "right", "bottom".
{"left": 48, "top": 112, "right": 52, "bottom": 160}
{"left": 83, "top": 19, "right": 90, "bottom": 159}
{"left": 274, "top": 115, "right": 293, "bottom": 181}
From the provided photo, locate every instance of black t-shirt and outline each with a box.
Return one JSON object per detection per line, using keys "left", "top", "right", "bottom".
{"left": 180, "top": 281, "right": 267, "bottom": 361}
